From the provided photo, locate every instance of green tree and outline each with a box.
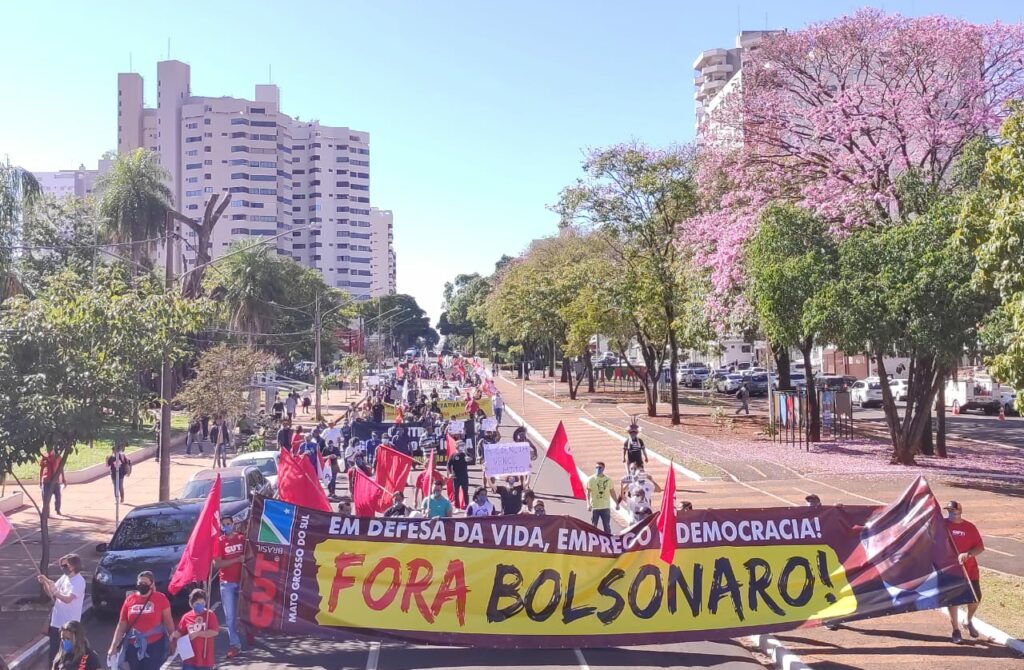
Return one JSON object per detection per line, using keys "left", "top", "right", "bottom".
{"left": 438, "top": 273, "right": 492, "bottom": 354}
{"left": 176, "top": 344, "right": 277, "bottom": 425}
{"left": 745, "top": 204, "right": 839, "bottom": 441}
{"left": 95, "top": 149, "right": 173, "bottom": 268}
{"left": 0, "top": 158, "right": 41, "bottom": 300}
{"left": 556, "top": 144, "right": 705, "bottom": 424}
{"left": 15, "top": 195, "right": 101, "bottom": 293}
{"left": 208, "top": 242, "right": 286, "bottom": 345}
{"left": 0, "top": 265, "right": 206, "bottom": 580}
{"left": 359, "top": 294, "right": 438, "bottom": 359}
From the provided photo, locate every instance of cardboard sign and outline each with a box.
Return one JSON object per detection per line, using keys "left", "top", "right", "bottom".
{"left": 480, "top": 418, "right": 497, "bottom": 432}
{"left": 483, "top": 442, "right": 533, "bottom": 478}
{"left": 447, "top": 420, "right": 465, "bottom": 435}
{"left": 364, "top": 375, "right": 380, "bottom": 387}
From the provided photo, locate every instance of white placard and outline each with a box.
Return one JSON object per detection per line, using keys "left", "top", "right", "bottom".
{"left": 175, "top": 635, "right": 195, "bottom": 661}
{"left": 483, "top": 442, "right": 533, "bottom": 478}
{"left": 364, "top": 375, "right": 380, "bottom": 387}
{"left": 447, "top": 420, "right": 465, "bottom": 435}
{"left": 480, "top": 418, "right": 497, "bottom": 432}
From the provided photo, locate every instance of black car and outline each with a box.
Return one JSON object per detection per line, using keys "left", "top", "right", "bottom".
{"left": 91, "top": 498, "right": 249, "bottom": 615}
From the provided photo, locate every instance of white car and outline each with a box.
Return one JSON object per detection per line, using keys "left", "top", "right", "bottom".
{"left": 228, "top": 450, "right": 281, "bottom": 490}
{"left": 850, "top": 378, "right": 885, "bottom": 408}
{"left": 889, "top": 379, "right": 909, "bottom": 402}
{"left": 1000, "top": 389, "right": 1019, "bottom": 416}
{"left": 716, "top": 374, "right": 744, "bottom": 394}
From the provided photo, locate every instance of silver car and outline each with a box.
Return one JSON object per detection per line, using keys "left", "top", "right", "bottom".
{"left": 716, "top": 374, "right": 744, "bottom": 394}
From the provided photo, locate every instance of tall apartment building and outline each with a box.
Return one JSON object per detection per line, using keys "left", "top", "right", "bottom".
{"left": 693, "top": 30, "right": 782, "bottom": 136}
{"left": 369, "top": 207, "right": 397, "bottom": 297}
{"left": 117, "top": 60, "right": 388, "bottom": 300}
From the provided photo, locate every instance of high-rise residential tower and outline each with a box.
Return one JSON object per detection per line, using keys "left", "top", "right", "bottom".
{"left": 117, "top": 60, "right": 390, "bottom": 300}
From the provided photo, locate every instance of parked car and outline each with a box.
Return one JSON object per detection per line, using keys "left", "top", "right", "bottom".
{"left": 816, "top": 375, "right": 849, "bottom": 391}
{"left": 91, "top": 498, "right": 249, "bottom": 615}
{"left": 889, "top": 378, "right": 909, "bottom": 402}
{"left": 945, "top": 376, "right": 1002, "bottom": 415}
{"left": 716, "top": 374, "right": 745, "bottom": 394}
{"left": 999, "top": 389, "right": 1019, "bottom": 416}
{"left": 228, "top": 451, "right": 281, "bottom": 489}
{"left": 179, "top": 466, "right": 274, "bottom": 502}
{"left": 682, "top": 366, "right": 711, "bottom": 388}
{"left": 747, "top": 373, "right": 770, "bottom": 396}
{"left": 773, "top": 372, "right": 808, "bottom": 390}
{"left": 850, "top": 378, "right": 885, "bottom": 408}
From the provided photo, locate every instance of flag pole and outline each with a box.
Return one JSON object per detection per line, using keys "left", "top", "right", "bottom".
{"left": 5, "top": 519, "right": 43, "bottom": 576}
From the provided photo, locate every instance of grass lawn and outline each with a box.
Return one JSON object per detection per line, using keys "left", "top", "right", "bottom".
{"left": 975, "top": 568, "right": 1024, "bottom": 640}
{"left": 8, "top": 414, "right": 187, "bottom": 481}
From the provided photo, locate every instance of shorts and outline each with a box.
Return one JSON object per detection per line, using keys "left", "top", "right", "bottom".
{"left": 626, "top": 451, "right": 644, "bottom": 468}
{"left": 970, "top": 579, "right": 982, "bottom": 601}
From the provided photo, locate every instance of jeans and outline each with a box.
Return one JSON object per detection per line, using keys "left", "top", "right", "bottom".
{"left": 592, "top": 508, "right": 611, "bottom": 533}
{"left": 182, "top": 662, "right": 213, "bottom": 670}
{"left": 220, "top": 580, "right": 241, "bottom": 648}
{"left": 42, "top": 482, "right": 61, "bottom": 515}
{"left": 111, "top": 472, "right": 125, "bottom": 502}
{"left": 494, "top": 407, "right": 503, "bottom": 425}
{"left": 47, "top": 626, "right": 60, "bottom": 667}
{"left": 126, "top": 634, "right": 166, "bottom": 670}
{"left": 213, "top": 444, "right": 227, "bottom": 468}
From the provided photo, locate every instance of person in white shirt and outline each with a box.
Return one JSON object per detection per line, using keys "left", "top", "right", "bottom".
{"left": 38, "top": 553, "right": 86, "bottom": 667}
{"left": 322, "top": 420, "right": 342, "bottom": 450}
{"left": 466, "top": 487, "right": 494, "bottom": 517}
{"left": 618, "top": 462, "right": 659, "bottom": 503}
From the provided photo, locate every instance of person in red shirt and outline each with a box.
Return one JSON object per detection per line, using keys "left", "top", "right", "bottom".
{"left": 39, "top": 449, "right": 67, "bottom": 516}
{"left": 107, "top": 571, "right": 173, "bottom": 670}
{"left": 464, "top": 394, "right": 479, "bottom": 418}
{"left": 944, "top": 500, "right": 985, "bottom": 644}
{"left": 290, "top": 426, "right": 305, "bottom": 454}
{"left": 171, "top": 588, "right": 219, "bottom": 670}
{"left": 214, "top": 516, "right": 245, "bottom": 657}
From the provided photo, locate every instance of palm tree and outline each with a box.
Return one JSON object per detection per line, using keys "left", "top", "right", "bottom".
{"left": 211, "top": 243, "right": 286, "bottom": 345}
{"left": 95, "top": 149, "right": 173, "bottom": 268}
{"left": 0, "top": 158, "right": 41, "bottom": 300}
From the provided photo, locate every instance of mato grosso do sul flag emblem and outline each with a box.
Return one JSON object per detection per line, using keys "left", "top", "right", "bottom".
{"left": 238, "top": 477, "right": 975, "bottom": 648}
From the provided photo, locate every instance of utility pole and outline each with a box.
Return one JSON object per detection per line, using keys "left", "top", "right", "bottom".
{"left": 158, "top": 211, "right": 175, "bottom": 501}
{"left": 314, "top": 292, "right": 323, "bottom": 420}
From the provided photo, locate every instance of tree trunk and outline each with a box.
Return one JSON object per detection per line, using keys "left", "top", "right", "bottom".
{"left": 562, "top": 356, "right": 572, "bottom": 388}
{"left": 801, "top": 341, "right": 820, "bottom": 442}
{"left": 586, "top": 356, "right": 595, "bottom": 393}
{"left": 549, "top": 340, "right": 556, "bottom": 378}
{"left": 886, "top": 351, "right": 943, "bottom": 466}
{"left": 935, "top": 375, "right": 947, "bottom": 458}
{"left": 774, "top": 347, "right": 792, "bottom": 390}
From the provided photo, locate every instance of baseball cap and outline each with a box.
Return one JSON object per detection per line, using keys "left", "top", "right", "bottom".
{"left": 945, "top": 500, "right": 962, "bottom": 512}
{"left": 805, "top": 494, "right": 821, "bottom": 505}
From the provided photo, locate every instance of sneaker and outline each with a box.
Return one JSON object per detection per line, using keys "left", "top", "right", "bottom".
{"left": 825, "top": 622, "right": 839, "bottom": 631}
{"left": 966, "top": 621, "right": 979, "bottom": 638}
{"left": 227, "top": 646, "right": 240, "bottom": 658}
{"left": 951, "top": 629, "right": 962, "bottom": 644}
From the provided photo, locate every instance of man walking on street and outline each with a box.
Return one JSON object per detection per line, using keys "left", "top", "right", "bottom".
{"left": 39, "top": 448, "right": 66, "bottom": 517}
{"left": 622, "top": 425, "right": 648, "bottom": 469}
{"left": 493, "top": 391, "right": 505, "bottom": 425}
{"left": 735, "top": 382, "right": 750, "bottom": 415}
{"left": 106, "top": 443, "right": 132, "bottom": 504}
{"left": 38, "top": 553, "right": 85, "bottom": 667}
{"left": 586, "top": 461, "right": 615, "bottom": 533}
{"left": 945, "top": 501, "right": 985, "bottom": 644}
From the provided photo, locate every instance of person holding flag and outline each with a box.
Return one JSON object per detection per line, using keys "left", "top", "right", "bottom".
{"left": 170, "top": 588, "right": 219, "bottom": 670}
{"left": 214, "top": 516, "right": 245, "bottom": 658}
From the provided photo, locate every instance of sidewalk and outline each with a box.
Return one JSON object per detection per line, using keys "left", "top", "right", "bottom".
{"left": 497, "top": 373, "right": 1024, "bottom": 668}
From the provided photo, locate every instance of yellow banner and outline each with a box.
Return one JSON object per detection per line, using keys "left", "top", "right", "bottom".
{"left": 384, "top": 397, "right": 493, "bottom": 421}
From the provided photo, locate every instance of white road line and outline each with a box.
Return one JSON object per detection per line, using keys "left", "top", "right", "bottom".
{"left": 526, "top": 388, "right": 561, "bottom": 409}
{"left": 578, "top": 417, "right": 703, "bottom": 481}
{"left": 746, "top": 464, "right": 768, "bottom": 479}
{"left": 365, "top": 641, "right": 381, "bottom": 670}
{"left": 729, "top": 475, "right": 798, "bottom": 507}
{"left": 803, "top": 477, "right": 885, "bottom": 504}
{"left": 984, "top": 546, "right": 1015, "bottom": 557}
{"left": 573, "top": 648, "right": 591, "bottom": 669}
{"left": 497, "top": 375, "right": 518, "bottom": 387}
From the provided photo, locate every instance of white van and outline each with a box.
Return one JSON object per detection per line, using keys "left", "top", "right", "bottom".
{"left": 946, "top": 375, "right": 1001, "bottom": 415}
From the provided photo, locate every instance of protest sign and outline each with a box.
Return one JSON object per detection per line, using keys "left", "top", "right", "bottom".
{"left": 480, "top": 418, "right": 497, "bottom": 432}
{"left": 384, "top": 397, "right": 493, "bottom": 421}
{"left": 447, "top": 420, "right": 465, "bottom": 435}
{"left": 483, "top": 442, "right": 532, "bottom": 477}
{"left": 364, "top": 375, "right": 380, "bottom": 387}
{"left": 240, "top": 477, "right": 974, "bottom": 648}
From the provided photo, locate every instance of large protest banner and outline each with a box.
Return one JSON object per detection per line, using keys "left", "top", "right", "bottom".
{"left": 384, "top": 397, "right": 493, "bottom": 421}
{"left": 239, "top": 477, "right": 974, "bottom": 648}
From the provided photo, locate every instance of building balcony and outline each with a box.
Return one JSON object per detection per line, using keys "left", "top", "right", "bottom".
{"left": 701, "top": 63, "right": 733, "bottom": 77}
{"left": 692, "top": 48, "right": 728, "bottom": 71}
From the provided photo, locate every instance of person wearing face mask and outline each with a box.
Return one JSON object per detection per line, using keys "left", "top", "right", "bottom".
{"left": 170, "top": 589, "right": 219, "bottom": 670}
{"left": 532, "top": 500, "right": 546, "bottom": 516}
{"left": 52, "top": 620, "right": 101, "bottom": 670}
{"left": 586, "top": 461, "right": 616, "bottom": 533}
{"left": 39, "top": 553, "right": 86, "bottom": 667}
{"left": 466, "top": 487, "right": 494, "bottom": 517}
{"left": 214, "top": 516, "right": 245, "bottom": 658}
{"left": 944, "top": 501, "right": 985, "bottom": 644}
{"left": 108, "top": 571, "right": 173, "bottom": 670}
{"left": 446, "top": 442, "right": 471, "bottom": 510}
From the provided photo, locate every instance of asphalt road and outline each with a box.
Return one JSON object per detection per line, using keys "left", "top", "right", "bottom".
{"left": 42, "top": 441, "right": 764, "bottom": 670}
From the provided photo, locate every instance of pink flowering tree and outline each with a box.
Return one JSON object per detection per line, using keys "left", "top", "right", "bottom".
{"left": 687, "top": 9, "right": 1024, "bottom": 461}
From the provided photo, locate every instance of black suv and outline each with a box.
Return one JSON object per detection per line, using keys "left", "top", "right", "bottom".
{"left": 91, "top": 498, "right": 249, "bottom": 615}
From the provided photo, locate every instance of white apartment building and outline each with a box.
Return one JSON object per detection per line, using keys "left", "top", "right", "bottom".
{"left": 369, "top": 207, "right": 397, "bottom": 297}
{"left": 693, "top": 30, "right": 782, "bottom": 135}
{"left": 117, "top": 60, "right": 393, "bottom": 301}
{"left": 35, "top": 160, "right": 111, "bottom": 199}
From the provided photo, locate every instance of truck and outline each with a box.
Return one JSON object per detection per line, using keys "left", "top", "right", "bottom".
{"left": 945, "top": 371, "right": 1002, "bottom": 415}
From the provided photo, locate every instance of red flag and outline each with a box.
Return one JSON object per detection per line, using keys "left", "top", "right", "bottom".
{"left": 396, "top": 365, "right": 405, "bottom": 380}
{"left": 278, "top": 449, "right": 331, "bottom": 512}
{"left": 374, "top": 446, "right": 413, "bottom": 513}
{"left": 168, "top": 475, "right": 221, "bottom": 595}
{"left": 352, "top": 468, "right": 386, "bottom": 516}
{"left": 446, "top": 434, "right": 458, "bottom": 459}
{"left": 546, "top": 422, "right": 585, "bottom": 500}
{"left": 418, "top": 449, "right": 438, "bottom": 500}
{"left": 657, "top": 465, "right": 678, "bottom": 564}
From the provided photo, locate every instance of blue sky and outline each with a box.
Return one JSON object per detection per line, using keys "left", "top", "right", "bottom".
{"left": 3, "top": 1, "right": 1020, "bottom": 322}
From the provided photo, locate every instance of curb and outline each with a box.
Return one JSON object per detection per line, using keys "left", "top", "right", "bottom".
{"left": 957, "top": 611, "right": 1024, "bottom": 656}
{"left": 745, "top": 634, "right": 812, "bottom": 670}
{"left": 0, "top": 492, "right": 24, "bottom": 515}
{"left": 6, "top": 598, "right": 93, "bottom": 670}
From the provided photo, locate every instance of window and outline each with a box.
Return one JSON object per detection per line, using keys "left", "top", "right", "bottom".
{"left": 741, "top": 345, "right": 752, "bottom": 353}
{"left": 249, "top": 215, "right": 276, "bottom": 223}
{"left": 293, "top": 244, "right": 306, "bottom": 249}
{"left": 231, "top": 118, "right": 250, "bottom": 126}
{"left": 292, "top": 145, "right": 305, "bottom": 150}
{"left": 186, "top": 162, "right": 202, "bottom": 170}
{"left": 336, "top": 156, "right": 350, "bottom": 163}
{"left": 204, "top": 118, "right": 211, "bottom": 125}
{"left": 251, "top": 174, "right": 275, "bottom": 182}
{"left": 249, "top": 107, "right": 265, "bottom": 114}
{"left": 251, "top": 120, "right": 275, "bottom": 127}
{"left": 185, "top": 122, "right": 198, "bottom": 129}
{"left": 231, "top": 146, "right": 249, "bottom": 153}
{"left": 351, "top": 184, "right": 368, "bottom": 191}
{"left": 186, "top": 177, "right": 198, "bottom": 184}
{"left": 185, "top": 189, "right": 202, "bottom": 197}
{"left": 353, "top": 172, "right": 369, "bottom": 179}
{"left": 351, "top": 159, "right": 369, "bottom": 167}
{"left": 253, "top": 188, "right": 276, "bottom": 195}
{"left": 336, "top": 181, "right": 349, "bottom": 188}
{"left": 251, "top": 161, "right": 275, "bottom": 168}
{"left": 231, "top": 173, "right": 249, "bottom": 180}
{"left": 185, "top": 136, "right": 202, "bottom": 143}
{"left": 186, "top": 149, "right": 199, "bottom": 157}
